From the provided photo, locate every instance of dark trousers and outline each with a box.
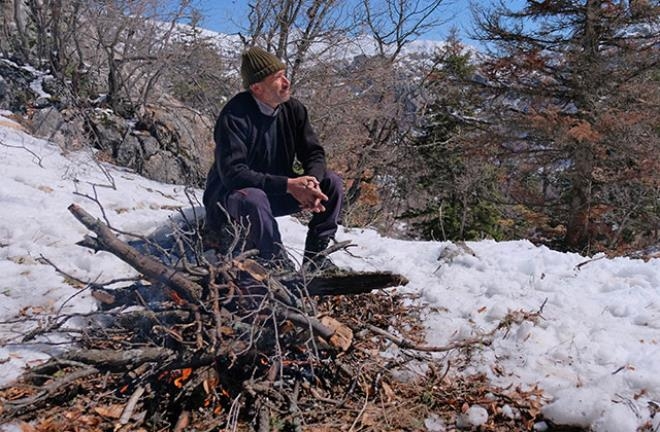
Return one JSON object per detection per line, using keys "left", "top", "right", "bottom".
{"left": 224, "top": 171, "right": 343, "bottom": 259}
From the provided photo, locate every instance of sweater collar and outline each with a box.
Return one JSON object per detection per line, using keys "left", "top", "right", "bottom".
{"left": 251, "top": 93, "right": 280, "bottom": 117}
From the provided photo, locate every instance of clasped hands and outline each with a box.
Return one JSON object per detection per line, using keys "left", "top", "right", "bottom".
{"left": 287, "top": 176, "right": 327, "bottom": 213}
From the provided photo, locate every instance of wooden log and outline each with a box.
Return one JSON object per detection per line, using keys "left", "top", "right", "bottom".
{"left": 294, "top": 271, "right": 409, "bottom": 296}
{"left": 62, "top": 347, "right": 175, "bottom": 370}
{"left": 68, "top": 203, "right": 203, "bottom": 302}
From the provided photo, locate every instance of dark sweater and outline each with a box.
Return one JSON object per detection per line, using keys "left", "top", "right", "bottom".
{"left": 203, "top": 92, "right": 327, "bottom": 211}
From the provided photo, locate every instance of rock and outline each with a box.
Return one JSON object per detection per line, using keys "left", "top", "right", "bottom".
{"left": 143, "top": 151, "right": 186, "bottom": 184}
{"left": 0, "top": 76, "right": 7, "bottom": 102}
{"left": 115, "top": 133, "right": 144, "bottom": 168}
{"left": 138, "top": 94, "right": 214, "bottom": 185}
{"left": 40, "top": 75, "right": 71, "bottom": 106}
{"left": 33, "top": 96, "right": 51, "bottom": 109}
{"left": 135, "top": 132, "right": 159, "bottom": 158}
{"left": 31, "top": 107, "right": 64, "bottom": 141}
{"left": 89, "top": 110, "right": 126, "bottom": 154}
{"left": 30, "top": 107, "right": 85, "bottom": 149}
{"left": 0, "top": 59, "right": 37, "bottom": 113}
{"left": 79, "top": 97, "right": 213, "bottom": 186}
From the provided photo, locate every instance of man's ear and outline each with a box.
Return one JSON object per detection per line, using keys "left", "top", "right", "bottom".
{"left": 249, "top": 82, "right": 262, "bottom": 96}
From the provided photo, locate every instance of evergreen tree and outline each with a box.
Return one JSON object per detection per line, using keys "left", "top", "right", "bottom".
{"left": 472, "top": 0, "right": 660, "bottom": 252}
{"left": 402, "top": 30, "right": 503, "bottom": 241}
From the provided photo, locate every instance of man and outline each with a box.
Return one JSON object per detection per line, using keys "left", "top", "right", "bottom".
{"left": 203, "top": 46, "right": 343, "bottom": 270}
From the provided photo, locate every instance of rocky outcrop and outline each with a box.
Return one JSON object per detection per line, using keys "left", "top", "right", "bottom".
{"left": 137, "top": 94, "right": 215, "bottom": 185}
{"left": 0, "top": 58, "right": 37, "bottom": 113}
{"left": 30, "top": 101, "right": 214, "bottom": 186}
{"left": 31, "top": 107, "right": 86, "bottom": 149}
{"left": 82, "top": 94, "right": 214, "bottom": 186}
{"left": 3, "top": 57, "right": 214, "bottom": 186}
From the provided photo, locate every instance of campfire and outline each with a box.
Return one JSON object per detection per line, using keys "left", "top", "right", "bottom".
{"left": 0, "top": 204, "right": 547, "bottom": 431}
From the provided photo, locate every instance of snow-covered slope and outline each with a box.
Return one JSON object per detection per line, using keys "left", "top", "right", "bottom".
{"left": 1, "top": 111, "right": 659, "bottom": 431}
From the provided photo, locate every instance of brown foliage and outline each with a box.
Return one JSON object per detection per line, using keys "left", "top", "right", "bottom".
{"left": 567, "top": 120, "right": 602, "bottom": 144}
{"left": 472, "top": 0, "right": 660, "bottom": 252}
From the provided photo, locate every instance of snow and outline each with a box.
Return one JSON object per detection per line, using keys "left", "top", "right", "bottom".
{"left": 197, "top": 29, "right": 450, "bottom": 67}
{"left": 424, "top": 414, "right": 447, "bottom": 431}
{"left": 1, "top": 112, "right": 660, "bottom": 430}
{"left": 0, "top": 59, "right": 52, "bottom": 100}
{"left": 456, "top": 405, "right": 489, "bottom": 427}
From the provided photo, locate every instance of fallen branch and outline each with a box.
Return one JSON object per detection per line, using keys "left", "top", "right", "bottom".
{"left": 2, "top": 366, "right": 99, "bottom": 417}
{"left": 119, "top": 385, "right": 146, "bottom": 426}
{"left": 62, "top": 347, "right": 175, "bottom": 370}
{"left": 360, "top": 300, "right": 547, "bottom": 353}
{"left": 306, "top": 271, "right": 408, "bottom": 296}
{"left": 68, "top": 203, "right": 204, "bottom": 302}
{"left": 362, "top": 322, "right": 492, "bottom": 352}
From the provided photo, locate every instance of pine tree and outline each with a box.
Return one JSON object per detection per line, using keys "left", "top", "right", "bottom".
{"left": 472, "top": 0, "right": 660, "bottom": 252}
{"left": 402, "top": 30, "right": 503, "bottom": 241}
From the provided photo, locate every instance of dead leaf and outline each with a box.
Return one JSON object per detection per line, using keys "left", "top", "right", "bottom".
{"left": 491, "top": 364, "right": 504, "bottom": 376}
{"left": 91, "top": 290, "right": 116, "bottom": 304}
{"left": 234, "top": 259, "right": 269, "bottom": 282}
{"left": 63, "top": 276, "right": 86, "bottom": 289}
{"left": 160, "top": 204, "right": 181, "bottom": 211}
{"left": 360, "top": 405, "right": 380, "bottom": 426}
{"left": 203, "top": 369, "right": 220, "bottom": 394}
{"left": 94, "top": 404, "right": 124, "bottom": 419}
{"left": 20, "top": 422, "right": 36, "bottom": 432}
{"left": 279, "top": 320, "right": 296, "bottom": 334}
{"left": 380, "top": 380, "right": 396, "bottom": 402}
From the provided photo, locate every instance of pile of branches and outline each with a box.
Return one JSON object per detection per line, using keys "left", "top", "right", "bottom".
{"left": 0, "top": 204, "right": 550, "bottom": 431}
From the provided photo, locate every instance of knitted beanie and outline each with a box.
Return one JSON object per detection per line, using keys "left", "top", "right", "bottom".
{"left": 240, "top": 47, "right": 286, "bottom": 89}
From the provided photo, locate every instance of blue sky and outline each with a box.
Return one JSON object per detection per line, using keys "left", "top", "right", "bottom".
{"left": 191, "top": 0, "right": 524, "bottom": 44}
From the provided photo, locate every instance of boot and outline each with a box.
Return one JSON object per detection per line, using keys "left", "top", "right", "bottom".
{"left": 303, "top": 234, "right": 337, "bottom": 272}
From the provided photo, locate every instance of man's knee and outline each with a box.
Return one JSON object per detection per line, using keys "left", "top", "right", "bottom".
{"left": 227, "top": 188, "right": 271, "bottom": 217}
{"left": 322, "top": 171, "right": 344, "bottom": 195}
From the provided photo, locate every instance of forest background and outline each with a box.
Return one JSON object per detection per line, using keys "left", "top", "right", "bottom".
{"left": 1, "top": 0, "right": 658, "bottom": 255}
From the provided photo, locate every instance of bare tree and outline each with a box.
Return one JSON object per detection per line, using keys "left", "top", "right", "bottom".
{"left": 330, "top": 0, "right": 451, "bottom": 227}
{"left": 241, "top": 0, "right": 355, "bottom": 85}
{"left": 361, "top": 0, "right": 450, "bottom": 59}
{"left": 0, "top": 0, "right": 83, "bottom": 74}
{"left": 1, "top": 0, "right": 29, "bottom": 61}
{"left": 74, "top": 0, "right": 198, "bottom": 112}
{"left": 1, "top": 0, "right": 208, "bottom": 113}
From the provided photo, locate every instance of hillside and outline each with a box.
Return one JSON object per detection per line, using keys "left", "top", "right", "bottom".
{"left": 1, "top": 111, "right": 660, "bottom": 431}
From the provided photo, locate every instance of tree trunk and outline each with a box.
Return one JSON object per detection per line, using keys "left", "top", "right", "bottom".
{"left": 12, "top": 0, "right": 30, "bottom": 62}
{"left": 565, "top": 142, "right": 594, "bottom": 251}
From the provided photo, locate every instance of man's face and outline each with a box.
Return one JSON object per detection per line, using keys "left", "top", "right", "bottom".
{"left": 252, "top": 69, "right": 290, "bottom": 108}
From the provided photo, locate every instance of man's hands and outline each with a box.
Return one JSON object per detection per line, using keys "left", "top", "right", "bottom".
{"left": 287, "top": 176, "right": 328, "bottom": 213}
